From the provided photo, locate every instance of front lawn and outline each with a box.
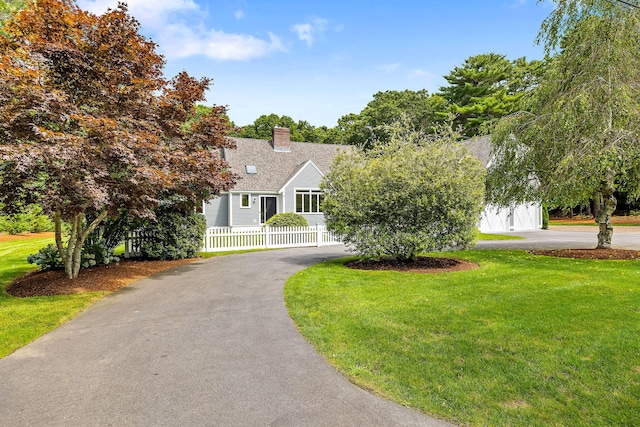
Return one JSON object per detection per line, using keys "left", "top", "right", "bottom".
{"left": 0, "top": 238, "right": 106, "bottom": 358}
{"left": 285, "top": 250, "right": 640, "bottom": 426}
{"left": 477, "top": 232, "right": 526, "bottom": 240}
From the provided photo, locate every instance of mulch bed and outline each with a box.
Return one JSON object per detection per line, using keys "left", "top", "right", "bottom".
{"left": 0, "top": 232, "right": 55, "bottom": 242}
{"left": 345, "top": 256, "right": 479, "bottom": 273}
{"left": 530, "top": 248, "right": 640, "bottom": 260}
{"left": 7, "top": 258, "right": 196, "bottom": 298}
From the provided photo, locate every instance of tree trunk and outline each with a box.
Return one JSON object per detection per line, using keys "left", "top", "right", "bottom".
{"left": 57, "top": 210, "right": 108, "bottom": 279}
{"left": 594, "top": 173, "right": 616, "bottom": 249}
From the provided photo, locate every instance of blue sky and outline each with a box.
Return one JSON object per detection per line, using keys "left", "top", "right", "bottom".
{"left": 77, "top": 0, "right": 554, "bottom": 127}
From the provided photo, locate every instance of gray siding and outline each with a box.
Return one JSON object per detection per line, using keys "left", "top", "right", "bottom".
{"left": 231, "top": 192, "right": 259, "bottom": 226}
{"left": 203, "top": 195, "right": 229, "bottom": 227}
{"left": 282, "top": 163, "right": 326, "bottom": 227}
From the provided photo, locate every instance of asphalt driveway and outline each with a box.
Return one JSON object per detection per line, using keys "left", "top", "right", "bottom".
{"left": 1, "top": 228, "right": 637, "bottom": 426}
{"left": 0, "top": 245, "right": 450, "bottom": 427}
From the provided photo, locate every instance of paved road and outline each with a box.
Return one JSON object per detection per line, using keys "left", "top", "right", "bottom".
{"left": 0, "top": 246, "right": 451, "bottom": 427}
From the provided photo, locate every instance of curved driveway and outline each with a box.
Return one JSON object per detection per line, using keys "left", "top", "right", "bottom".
{"left": 0, "top": 246, "right": 450, "bottom": 427}
{"left": 1, "top": 228, "right": 638, "bottom": 426}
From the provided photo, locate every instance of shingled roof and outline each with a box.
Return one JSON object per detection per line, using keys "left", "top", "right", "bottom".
{"left": 222, "top": 133, "right": 492, "bottom": 193}
{"left": 223, "top": 137, "right": 350, "bottom": 192}
{"left": 463, "top": 135, "right": 492, "bottom": 168}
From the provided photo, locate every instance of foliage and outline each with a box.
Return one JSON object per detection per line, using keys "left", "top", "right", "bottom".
{"left": 286, "top": 250, "right": 640, "bottom": 426}
{"left": 26, "top": 243, "right": 62, "bottom": 270}
{"left": 333, "top": 90, "right": 447, "bottom": 148}
{"left": 265, "top": 212, "right": 308, "bottom": 227}
{"left": 0, "top": 0, "right": 236, "bottom": 278}
{"left": 488, "top": 1, "right": 640, "bottom": 248}
{"left": 321, "top": 120, "right": 485, "bottom": 261}
{"left": 439, "top": 53, "right": 545, "bottom": 136}
{"left": 27, "top": 239, "right": 120, "bottom": 270}
{"left": 140, "top": 205, "right": 207, "bottom": 260}
{"left": 80, "top": 240, "right": 120, "bottom": 268}
{"left": 233, "top": 113, "right": 325, "bottom": 142}
{"left": 0, "top": 0, "right": 26, "bottom": 26}
{"left": 0, "top": 204, "right": 53, "bottom": 234}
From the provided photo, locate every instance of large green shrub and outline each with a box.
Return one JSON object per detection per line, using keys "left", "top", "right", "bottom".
{"left": 139, "top": 206, "right": 206, "bottom": 260}
{"left": 0, "top": 204, "right": 53, "bottom": 234}
{"left": 321, "top": 122, "right": 486, "bottom": 262}
{"left": 265, "top": 212, "right": 308, "bottom": 227}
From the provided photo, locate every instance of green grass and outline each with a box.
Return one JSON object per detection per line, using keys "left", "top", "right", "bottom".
{"left": 477, "top": 232, "right": 526, "bottom": 240}
{"left": 549, "top": 220, "right": 640, "bottom": 227}
{"left": 285, "top": 250, "right": 640, "bottom": 426}
{"left": 549, "top": 221, "right": 597, "bottom": 226}
{"left": 0, "top": 238, "right": 106, "bottom": 358}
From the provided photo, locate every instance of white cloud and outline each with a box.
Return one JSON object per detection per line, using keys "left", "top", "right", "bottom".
{"left": 78, "top": 0, "right": 285, "bottom": 61}
{"left": 163, "top": 25, "right": 286, "bottom": 60}
{"left": 291, "top": 23, "right": 313, "bottom": 46}
{"left": 291, "top": 18, "right": 328, "bottom": 46}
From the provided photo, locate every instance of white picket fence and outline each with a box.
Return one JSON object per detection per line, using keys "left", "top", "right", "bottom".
{"left": 202, "top": 225, "right": 342, "bottom": 252}
{"left": 125, "top": 225, "right": 342, "bottom": 257}
{"left": 124, "top": 229, "right": 155, "bottom": 258}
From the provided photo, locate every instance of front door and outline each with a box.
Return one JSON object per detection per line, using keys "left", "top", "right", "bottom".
{"left": 260, "top": 196, "right": 277, "bottom": 224}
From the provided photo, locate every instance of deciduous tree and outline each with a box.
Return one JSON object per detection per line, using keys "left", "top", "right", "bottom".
{"left": 0, "top": 0, "right": 236, "bottom": 278}
{"left": 488, "top": 0, "right": 640, "bottom": 248}
{"left": 333, "top": 90, "right": 447, "bottom": 148}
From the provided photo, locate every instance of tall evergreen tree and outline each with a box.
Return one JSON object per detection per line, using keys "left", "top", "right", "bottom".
{"left": 439, "top": 53, "right": 544, "bottom": 136}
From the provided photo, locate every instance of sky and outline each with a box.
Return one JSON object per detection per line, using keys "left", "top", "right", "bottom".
{"left": 77, "top": 0, "right": 555, "bottom": 127}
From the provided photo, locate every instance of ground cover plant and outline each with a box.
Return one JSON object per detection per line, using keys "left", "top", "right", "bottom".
{"left": 285, "top": 250, "right": 640, "bottom": 426}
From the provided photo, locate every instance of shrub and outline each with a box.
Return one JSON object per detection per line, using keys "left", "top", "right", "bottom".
{"left": 81, "top": 240, "right": 120, "bottom": 268}
{"left": 139, "top": 206, "right": 206, "bottom": 260}
{"left": 321, "top": 122, "right": 485, "bottom": 262}
{"left": 0, "top": 204, "right": 53, "bottom": 234}
{"left": 265, "top": 213, "right": 308, "bottom": 227}
{"left": 27, "top": 244, "right": 63, "bottom": 270}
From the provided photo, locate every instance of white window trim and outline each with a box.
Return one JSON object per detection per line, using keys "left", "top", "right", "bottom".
{"left": 295, "top": 188, "right": 324, "bottom": 215}
{"left": 240, "top": 193, "right": 251, "bottom": 209}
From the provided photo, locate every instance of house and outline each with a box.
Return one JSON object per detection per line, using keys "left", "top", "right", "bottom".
{"left": 203, "top": 129, "right": 542, "bottom": 233}
{"left": 203, "top": 128, "right": 348, "bottom": 227}
{"left": 466, "top": 136, "right": 543, "bottom": 233}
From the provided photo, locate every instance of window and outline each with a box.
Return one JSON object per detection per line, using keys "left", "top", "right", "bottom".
{"left": 240, "top": 194, "right": 250, "bottom": 208}
{"left": 295, "top": 190, "right": 323, "bottom": 214}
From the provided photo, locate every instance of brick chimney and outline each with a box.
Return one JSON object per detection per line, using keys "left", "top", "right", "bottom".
{"left": 272, "top": 127, "right": 291, "bottom": 152}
